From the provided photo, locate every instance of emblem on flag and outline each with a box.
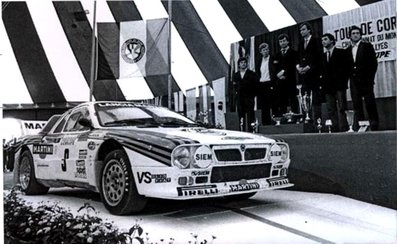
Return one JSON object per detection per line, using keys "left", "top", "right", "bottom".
{"left": 121, "top": 38, "right": 146, "bottom": 64}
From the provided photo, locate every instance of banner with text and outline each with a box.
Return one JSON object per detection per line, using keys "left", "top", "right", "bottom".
{"left": 323, "top": 0, "right": 396, "bottom": 62}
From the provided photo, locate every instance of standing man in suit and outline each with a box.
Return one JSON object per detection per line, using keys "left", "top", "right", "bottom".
{"left": 255, "top": 43, "right": 277, "bottom": 125}
{"left": 320, "top": 33, "right": 349, "bottom": 132}
{"left": 347, "top": 26, "right": 379, "bottom": 131}
{"left": 296, "top": 22, "right": 323, "bottom": 122}
{"left": 273, "top": 34, "right": 299, "bottom": 115}
{"left": 233, "top": 57, "right": 258, "bottom": 132}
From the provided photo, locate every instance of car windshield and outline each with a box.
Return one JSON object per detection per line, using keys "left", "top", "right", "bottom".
{"left": 95, "top": 103, "right": 196, "bottom": 127}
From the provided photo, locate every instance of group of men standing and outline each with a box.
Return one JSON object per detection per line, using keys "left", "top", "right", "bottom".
{"left": 233, "top": 23, "right": 379, "bottom": 132}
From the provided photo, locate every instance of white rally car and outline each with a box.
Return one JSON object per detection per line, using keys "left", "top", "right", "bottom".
{"left": 13, "top": 102, "right": 293, "bottom": 215}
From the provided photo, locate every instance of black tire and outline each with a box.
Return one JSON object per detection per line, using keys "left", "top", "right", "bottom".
{"left": 100, "top": 149, "right": 147, "bottom": 215}
{"left": 18, "top": 150, "right": 49, "bottom": 195}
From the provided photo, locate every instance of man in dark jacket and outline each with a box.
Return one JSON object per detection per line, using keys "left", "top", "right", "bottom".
{"left": 296, "top": 22, "right": 324, "bottom": 122}
{"left": 320, "top": 33, "right": 349, "bottom": 132}
{"left": 273, "top": 34, "right": 299, "bottom": 115}
{"left": 347, "top": 26, "right": 379, "bottom": 131}
{"left": 233, "top": 57, "right": 258, "bottom": 132}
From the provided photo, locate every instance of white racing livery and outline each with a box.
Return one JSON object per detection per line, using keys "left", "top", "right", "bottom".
{"left": 13, "top": 102, "right": 293, "bottom": 215}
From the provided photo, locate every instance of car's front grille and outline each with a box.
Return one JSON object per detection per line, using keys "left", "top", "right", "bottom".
{"left": 214, "top": 149, "right": 241, "bottom": 161}
{"left": 210, "top": 164, "right": 272, "bottom": 183}
{"left": 214, "top": 147, "right": 267, "bottom": 162}
{"left": 245, "top": 148, "right": 267, "bottom": 160}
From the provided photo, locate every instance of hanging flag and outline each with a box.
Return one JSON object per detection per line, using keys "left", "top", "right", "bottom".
{"left": 97, "top": 18, "right": 169, "bottom": 79}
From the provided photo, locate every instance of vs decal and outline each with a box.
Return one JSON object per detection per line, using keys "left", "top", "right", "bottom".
{"left": 137, "top": 172, "right": 171, "bottom": 184}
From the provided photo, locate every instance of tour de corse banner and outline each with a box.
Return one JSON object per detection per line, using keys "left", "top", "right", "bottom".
{"left": 323, "top": 0, "right": 396, "bottom": 62}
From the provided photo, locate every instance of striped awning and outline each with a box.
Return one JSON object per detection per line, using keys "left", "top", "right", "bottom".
{"left": 1, "top": 0, "right": 377, "bottom": 105}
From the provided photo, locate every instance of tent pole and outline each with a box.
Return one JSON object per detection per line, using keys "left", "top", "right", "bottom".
{"left": 89, "top": 0, "right": 97, "bottom": 102}
{"left": 167, "top": 0, "right": 172, "bottom": 109}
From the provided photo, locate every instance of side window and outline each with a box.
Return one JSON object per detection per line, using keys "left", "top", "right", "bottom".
{"left": 64, "top": 108, "right": 90, "bottom": 132}
{"left": 41, "top": 115, "right": 61, "bottom": 134}
{"left": 53, "top": 118, "right": 67, "bottom": 133}
{"left": 64, "top": 112, "right": 81, "bottom": 132}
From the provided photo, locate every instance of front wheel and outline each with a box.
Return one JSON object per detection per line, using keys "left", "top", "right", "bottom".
{"left": 100, "top": 149, "right": 147, "bottom": 215}
{"left": 17, "top": 150, "right": 49, "bottom": 195}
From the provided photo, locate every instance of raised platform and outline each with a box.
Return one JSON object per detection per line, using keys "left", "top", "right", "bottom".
{"left": 259, "top": 123, "right": 318, "bottom": 134}
{"left": 267, "top": 130, "right": 397, "bottom": 209}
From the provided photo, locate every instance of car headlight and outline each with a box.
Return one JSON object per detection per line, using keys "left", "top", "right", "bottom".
{"left": 269, "top": 143, "right": 289, "bottom": 163}
{"left": 173, "top": 147, "right": 191, "bottom": 169}
{"left": 279, "top": 144, "right": 289, "bottom": 163}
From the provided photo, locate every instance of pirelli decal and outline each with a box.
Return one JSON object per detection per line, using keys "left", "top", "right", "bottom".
{"left": 177, "top": 185, "right": 218, "bottom": 197}
{"left": 33, "top": 144, "right": 54, "bottom": 154}
{"left": 267, "top": 178, "right": 289, "bottom": 187}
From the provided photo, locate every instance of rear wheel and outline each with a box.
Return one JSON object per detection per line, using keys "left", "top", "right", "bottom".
{"left": 100, "top": 149, "right": 147, "bottom": 215}
{"left": 18, "top": 150, "right": 49, "bottom": 195}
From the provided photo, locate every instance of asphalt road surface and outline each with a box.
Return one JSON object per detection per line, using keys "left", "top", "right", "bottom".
{"left": 3, "top": 172, "right": 396, "bottom": 243}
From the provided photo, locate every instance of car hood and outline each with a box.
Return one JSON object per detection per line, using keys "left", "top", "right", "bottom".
{"left": 170, "top": 127, "right": 274, "bottom": 144}
{"left": 105, "top": 127, "right": 275, "bottom": 146}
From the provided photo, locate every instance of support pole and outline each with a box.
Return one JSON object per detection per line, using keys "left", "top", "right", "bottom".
{"left": 167, "top": 0, "right": 172, "bottom": 109}
{"left": 89, "top": 0, "right": 97, "bottom": 102}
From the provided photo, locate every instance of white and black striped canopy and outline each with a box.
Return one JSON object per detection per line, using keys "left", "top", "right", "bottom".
{"left": 1, "top": 0, "right": 381, "bottom": 105}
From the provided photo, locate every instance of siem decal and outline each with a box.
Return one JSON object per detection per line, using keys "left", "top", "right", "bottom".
{"left": 229, "top": 182, "right": 260, "bottom": 192}
{"left": 75, "top": 160, "right": 87, "bottom": 178}
{"left": 270, "top": 144, "right": 282, "bottom": 162}
{"left": 191, "top": 170, "right": 210, "bottom": 176}
{"left": 177, "top": 185, "right": 218, "bottom": 197}
{"left": 270, "top": 151, "right": 282, "bottom": 156}
{"left": 137, "top": 172, "right": 171, "bottom": 184}
{"left": 193, "top": 146, "right": 213, "bottom": 168}
{"left": 33, "top": 144, "right": 53, "bottom": 154}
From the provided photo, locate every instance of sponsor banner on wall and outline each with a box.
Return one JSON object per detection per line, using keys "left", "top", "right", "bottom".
{"left": 173, "top": 91, "right": 179, "bottom": 112}
{"left": 323, "top": 0, "right": 396, "bottom": 62}
{"left": 198, "top": 84, "right": 209, "bottom": 124}
{"left": 2, "top": 119, "right": 46, "bottom": 142}
{"left": 323, "top": 0, "right": 396, "bottom": 98}
{"left": 212, "top": 77, "right": 226, "bottom": 129}
{"left": 172, "top": 91, "right": 184, "bottom": 113}
{"left": 186, "top": 88, "right": 197, "bottom": 122}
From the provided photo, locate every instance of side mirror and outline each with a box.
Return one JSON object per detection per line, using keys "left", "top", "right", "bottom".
{"left": 78, "top": 118, "right": 94, "bottom": 130}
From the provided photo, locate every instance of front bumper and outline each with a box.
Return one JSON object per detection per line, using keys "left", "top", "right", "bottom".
{"left": 133, "top": 163, "right": 293, "bottom": 200}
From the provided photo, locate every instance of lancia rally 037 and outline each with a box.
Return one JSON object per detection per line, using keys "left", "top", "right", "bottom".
{"left": 13, "top": 102, "right": 293, "bottom": 215}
